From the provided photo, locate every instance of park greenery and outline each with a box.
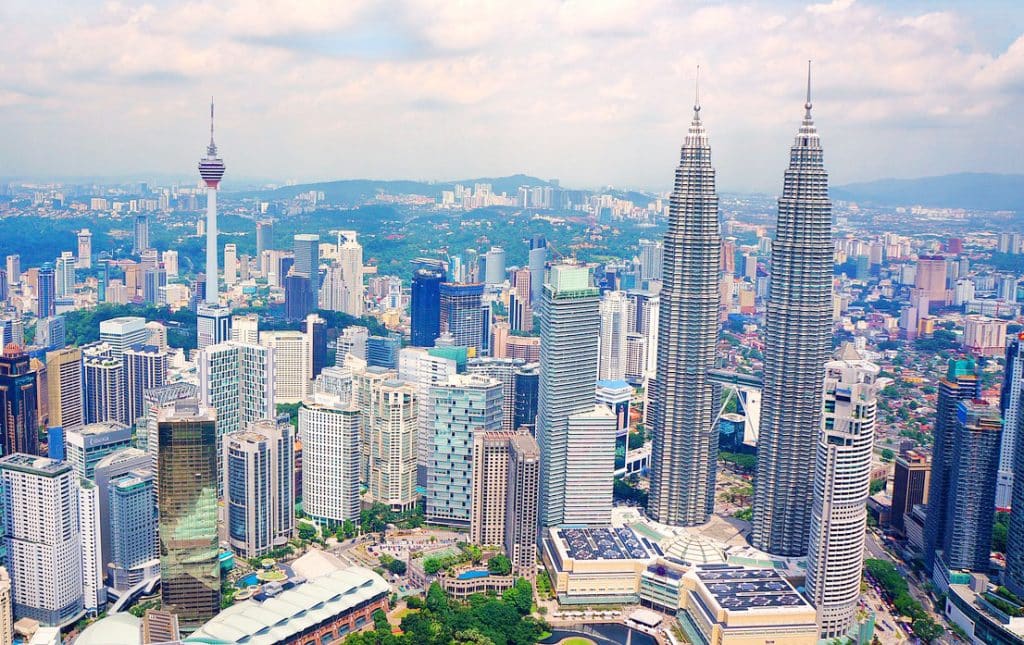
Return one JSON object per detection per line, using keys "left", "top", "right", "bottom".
{"left": 864, "top": 559, "right": 944, "bottom": 642}
{"left": 719, "top": 451, "right": 757, "bottom": 474}
{"left": 343, "top": 581, "right": 544, "bottom": 645}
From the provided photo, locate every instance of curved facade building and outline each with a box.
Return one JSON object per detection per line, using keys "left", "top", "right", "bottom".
{"left": 647, "top": 95, "right": 721, "bottom": 526}
{"left": 753, "top": 74, "right": 834, "bottom": 555}
{"left": 805, "top": 348, "right": 879, "bottom": 638}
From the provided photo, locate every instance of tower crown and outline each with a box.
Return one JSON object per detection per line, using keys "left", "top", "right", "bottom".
{"left": 198, "top": 98, "right": 225, "bottom": 188}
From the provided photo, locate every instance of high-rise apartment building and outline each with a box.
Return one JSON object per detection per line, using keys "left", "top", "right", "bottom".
{"left": 83, "top": 351, "right": 126, "bottom": 426}
{"left": 107, "top": 469, "right": 159, "bottom": 592}
{"left": 162, "top": 249, "right": 179, "bottom": 279}
{"left": 224, "top": 418, "right": 294, "bottom": 558}
{"left": 157, "top": 399, "right": 220, "bottom": 630}
{"left": 260, "top": 331, "right": 310, "bottom": 404}
{"left": 470, "top": 430, "right": 540, "bottom": 578}
{"left": 0, "top": 567, "right": 12, "bottom": 645}
{"left": 399, "top": 347, "right": 459, "bottom": 486}
{"left": 891, "top": 450, "right": 930, "bottom": 534}
{"left": 94, "top": 447, "right": 154, "bottom": 589}
{"left": 124, "top": 345, "right": 168, "bottom": 426}
{"left": 598, "top": 291, "right": 629, "bottom": 382}
{"left": 223, "top": 243, "right": 237, "bottom": 285}
{"left": 367, "top": 379, "right": 418, "bottom": 512}
{"left": 440, "top": 282, "right": 485, "bottom": 352}
{"left": 753, "top": 77, "right": 835, "bottom": 556}
{"left": 55, "top": 251, "right": 76, "bottom": 298}
{"left": 411, "top": 267, "right": 445, "bottom": 347}
{"left": 426, "top": 375, "right": 503, "bottom": 526}
{"left": 46, "top": 346, "right": 83, "bottom": 432}
{"left": 300, "top": 389, "right": 362, "bottom": 525}
{"left": 78, "top": 479, "right": 105, "bottom": 614}
{"left": 336, "top": 230, "right": 364, "bottom": 316}
{"left": 638, "top": 238, "right": 663, "bottom": 283}
{"left": 199, "top": 341, "right": 275, "bottom": 453}
{"left": 805, "top": 347, "right": 880, "bottom": 638}
{"left": 915, "top": 255, "right": 949, "bottom": 306}
{"left": 537, "top": 265, "right": 608, "bottom": 527}
{"left": 0, "top": 345, "right": 40, "bottom": 457}
{"left": 923, "top": 358, "right": 981, "bottom": 570}
{"left": 0, "top": 454, "right": 83, "bottom": 627}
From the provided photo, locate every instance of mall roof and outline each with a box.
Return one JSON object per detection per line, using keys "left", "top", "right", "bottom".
{"left": 694, "top": 565, "right": 811, "bottom": 611}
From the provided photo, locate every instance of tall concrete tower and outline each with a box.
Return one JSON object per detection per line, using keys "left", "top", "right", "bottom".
{"left": 647, "top": 72, "right": 722, "bottom": 526}
{"left": 752, "top": 64, "right": 835, "bottom": 556}
{"left": 198, "top": 99, "right": 226, "bottom": 305}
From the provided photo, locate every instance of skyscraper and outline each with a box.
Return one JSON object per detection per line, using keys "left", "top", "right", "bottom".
{"left": 647, "top": 86, "right": 722, "bottom": 527}
{"left": 124, "top": 345, "right": 168, "bottom": 426}
{"left": 133, "top": 215, "right": 150, "bottom": 255}
{"left": 337, "top": 230, "right": 364, "bottom": 316}
{"left": 1005, "top": 337, "right": 1024, "bottom": 596}
{"left": 598, "top": 290, "right": 629, "bottom": 382}
{"left": 83, "top": 350, "right": 126, "bottom": 426}
{"left": 65, "top": 422, "right": 133, "bottom": 479}
{"left": 426, "top": 374, "right": 503, "bottom": 526}
{"left": 752, "top": 69, "right": 835, "bottom": 556}
{"left": 0, "top": 344, "right": 40, "bottom": 457}
{"left": 55, "top": 251, "right": 76, "bottom": 298}
{"left": 923, "top": 358, "right": 980, "bottom": 570}
{"left": 440, "top": 282, "right": 485, "bottom": 352}
{"left": 999, "top": 335, "right": 1024, "bottom": 509}
{"left": 638, "top": 238, "right": 663, "bottom": 283}
{"left": 367, "top": 379, "right": 418, "bottom": 512}
{"left": 199, "top": 99, "right": 225, "bottom": 305}
{"left": 46, "top": 346, "right": 84, "bottom": 432}
{"left": 306, "top": 313, "right": 328, "bottom": 377}
{"left": 0, "top": 454, "right": 84, "bottom": 627}
{"left": 805, "top": 347, "right": 880, "bottom": 638}
{"left": 78, "top": 479, "right": 105, "bottom": 614}
{"left": 107, "top": 470, "right": 159, "bottom": 592}
{"left": 300, "top": 388, "right": 361, "bottom": 526}
{"left": 891, "top": 450, "right": 930, "bottom": 535}
{"left": 467, "top": 357, "right": 523, "bottom": 432}
{"left": 98, "top": 316, "right": 148, "bottom": 360}
{"left": 224, "top": 418, "right": 294, "bottom": 558}
{"left": 513, "top": 363, "right": 539, "bottom": 432}
{"left": 196, "top": 303, "right": 232, "bottom": 351}
{"left": 293, "top": 234, "right": 320, "bottom": 310}
{"left": 260, "top": 331, "right": 310, "bottom": 403}
{"left": 284, "top": 272, "right": 315, "bottom": 320}
{"left": 411, "top": 267, "right": 445, "bottom": 347}
{"left": 400, "top": 347, "right": 459, "bottom": 486}
{"left": 528, "top": 236, "right": 547, "bottom": 306}
{"left": 37, "top": 263, "right": 55, "bottom": 318}
{"left": 256, "top": 220, "right": 273, "bottom": 273}
{"left": 157, "top": 399, "right": 220, "bottom": 630}
{"left": 537, "top": 265, "right": 606, "bottom": 528}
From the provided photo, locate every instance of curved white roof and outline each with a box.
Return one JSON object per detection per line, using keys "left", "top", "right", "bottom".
{"left": 75, "top": 613, "right": 142, "bottom": 645}
{"left": 186, "top": 566, "right": 388, "bottom": 644}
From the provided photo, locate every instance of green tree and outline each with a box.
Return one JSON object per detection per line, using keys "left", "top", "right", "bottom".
{"left": 501, "top": 577, "right": 534, "bottom": 615}
{"left": 297, "top": 522, "right": 317, "bottom": 541}
{"left": 487, "top": 554, "right": 512, "bottom": 576}
{"left": 426, "top": 582, "right": 449, "bottom": 614}
{"left": 387, "top": 559, "right": 407, "bottom": 575}
{"left": 880, "top": 448, "right": 895, "bottom": 462}
{"left": 994, "top": 512, "right": 1011, "bottom": 552}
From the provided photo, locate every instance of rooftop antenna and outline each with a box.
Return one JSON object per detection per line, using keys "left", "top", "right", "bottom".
{"left": 804, "top": 60, "right": 813, "bottom": 116}
{"left": 694, "top": 64, "right": 701, "bottom": 114}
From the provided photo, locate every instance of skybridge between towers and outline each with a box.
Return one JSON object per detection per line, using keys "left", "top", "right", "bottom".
{"left": 707, "top": 368, "right": 763, "bottom": 447}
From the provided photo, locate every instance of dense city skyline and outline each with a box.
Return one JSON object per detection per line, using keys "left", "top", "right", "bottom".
{"left": 2, "top": 1, "right": 1024, "bottom": 191}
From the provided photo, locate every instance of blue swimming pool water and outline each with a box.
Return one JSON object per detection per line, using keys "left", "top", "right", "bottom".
{"left": 457, "top": 570, "right": 490, "bottom": 580}
{"left": 236, "top": 573, "right": 259, "bottom": 588}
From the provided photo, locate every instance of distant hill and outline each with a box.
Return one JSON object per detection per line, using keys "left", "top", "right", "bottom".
{"left": 230, "top": 174, "right": 554, "bottom": 204}
{"left": 831, "top": 172, "right": 1024, "bottom": 212}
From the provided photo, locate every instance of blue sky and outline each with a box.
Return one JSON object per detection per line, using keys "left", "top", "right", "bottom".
{"left": 0, "top": 0, "right": 1021, "bottom": 193}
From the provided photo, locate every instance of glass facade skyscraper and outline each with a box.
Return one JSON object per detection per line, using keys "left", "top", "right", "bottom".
{"left": 157, "top": 399, "right": 219, "bottom": 630}
{"left": 410, "top": 267, "right": 444, "bottom": 347}
{"left": 439, "top": 282, "right": 484, "bottom": 352}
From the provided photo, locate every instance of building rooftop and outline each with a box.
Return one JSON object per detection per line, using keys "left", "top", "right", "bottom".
{"left": 185, "top": 566, "right": 388, "bottom": 645}
{"left": 555, "top": 526, "right": 652, "bottom": 561}
{"left": 693, "top": 565, "right": 811, "bottom": 611}
{"left": 0, "top": 454, "right": 71, "bottom": 477}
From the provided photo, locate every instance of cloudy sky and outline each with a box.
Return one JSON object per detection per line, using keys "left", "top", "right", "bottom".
{"left": 1, "top": 0, "right": 1022, "bottom": 192}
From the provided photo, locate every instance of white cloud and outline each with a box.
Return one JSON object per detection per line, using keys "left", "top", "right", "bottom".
{"left": 0, "top": 0, "right": 1021, "bottom": 191}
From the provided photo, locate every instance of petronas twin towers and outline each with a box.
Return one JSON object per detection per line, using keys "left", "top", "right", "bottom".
{"left": 649, "top": 66, "right": 833, "bottom": 557}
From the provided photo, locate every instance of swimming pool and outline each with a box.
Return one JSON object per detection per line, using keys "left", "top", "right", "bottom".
{"left": 456, "top": 570, "right": 491, "bottom": 580}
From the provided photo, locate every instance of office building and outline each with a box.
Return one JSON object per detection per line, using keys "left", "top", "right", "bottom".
{"left": 305, "top": 313, "right": 328, "bottom": 378}
{"left": 367, "top": 379, "right": 418, "bottom": 512}
{"left": 0, "top": 454, "right": 83, "bottom": 627}
{"left": 1005, "top": 337, "right": 1024, "bottom": 595}
{"left": 124, "top": 345, "right": 168, "bottom": 426}
{"left": 915, "top": 255, "right": 949, "bottom": 306}
{"left": 255, "top": 220, "right": 273, "bottom": 273}
{"left": 426, "top": 374, "right": 503, "bottom": 526}
{"left": 157, "top": 399, "right": 220, "bottom": 630}
{"left": 196, "top": 303, "right": 232, "bottom": 351}
{"left": 528, "top": 236, "right": 547, "bottom": 305}
{"left": 133, "top": 215, "right": 150, "bottom": 255}
{"left": 37, "top": 263, "right": 55, "bottom": 318}
{"left": 162, "top": 249, "right": 178, "bottom": 279}
{"left": 411, "top": 267, "right": 445, "bottom": 347}
{"left": 942, "top": 401, "right": 1003, "bottom": 575}
{"left": 538, "top": 265, "right": 604, "bottom": 528}
{"left": 230, "top": 313, "right": 260, "bottom": 345}
{"left": 484, "top": 246, "right": 506, "bottom": 285}
{"left": 924, "top": 358, "right": 981, "bottom": 570}
{"left": 94, "top": 447, "right": 153, "bottom": 588}
{"left": 46, "top": 347, "right": 83, "bottom": 432}
{"left": 260, "top": 331, "right": 310, "bottom": 403}
{"left": 367, "top": 334, "right": 401, "bottom": 369}
{"left": 223, "top": 243, "right": 237, "bottom": 285}
{"left": 891, "top": 450, "right": 931, "bottom": 534}
{"left": 142, "top": 268, "right": 165, "bottom": 304}
{"left": 83, "top": 351, "right": 126, "bottom": 426}
{"left": 598, "top": 291, "right": 629, "bottom": 382}
{"left": 753, "top": 75, "right": 835, "bottom": 556}
{"left": 224, "top": 418, "right": 294, "bottom": 558}
{"left": 440, "top": 282, "right": 485, "bottom": 352}
{"left": 336, "top": 230, "right": 364, "bottom": 316}
{"left": 55, "top": 251, "right": 76, "bottom": 298}
{"left": 65, "top": 422, "right": 133, "bottom": 479}
{"left": 400, "top": 347, "right": 459, "bottom": 486}
{"left": 507, "top": 334, "right": 541, "bottom": 363}
{"left": 638, "top": 238, "right": 663, "bottom": 282}
{"left": 284, "top": 272, "right": 314, "bottom": 320}
{"left": 470, "top": 430, "right": 541, "bottom": 578}
{"left": 510, "top": 267, "right": 532, "bottom": 332}
{"left": 467, "top": 357, "right": 522, "bottom": 432}
{"left": 35, "top": 316, "right": 65, "bottom": 351}
{"left": 293, "top": 234, "right": 320, "bottom": 309}
{"left": 647, "top": 93, "right": 720, "bottom": 532}
{"left": 0, "top": 344, "right": 40, "bottom": 457}
{"left": 107, "top": 470, "right": 159, "bottom": 592}
{"left": 6, "top": 254, "right": 20, "bottom": 286}
{"left": 513, "top": 363, "right": 540, "bottom": 432}
{"left": 98, "top": 317, "right": 148, "bottom": 360}
{"left": 300, "top": 389, "right": 362, "bottom": 525}
{"left": 139, "top": 383, "right": 198, "bottom": 470}
{"left": 805, "top": 347, "right": 880, "bottom": 638}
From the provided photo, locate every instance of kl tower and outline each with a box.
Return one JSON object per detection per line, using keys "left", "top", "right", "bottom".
{"left": 196, "top": 99, "right": 232, "bottom": 350}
